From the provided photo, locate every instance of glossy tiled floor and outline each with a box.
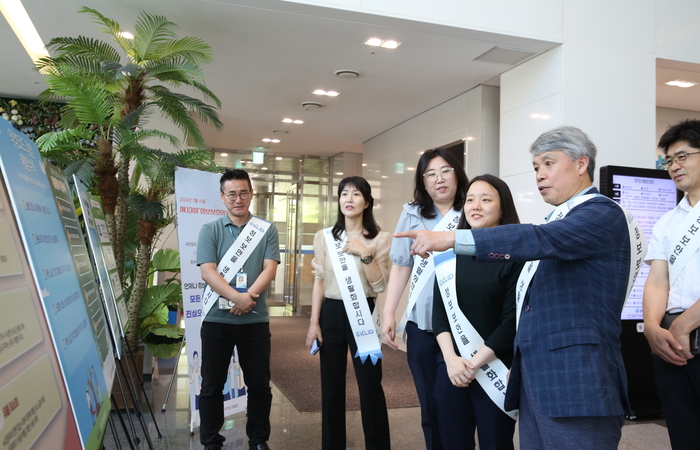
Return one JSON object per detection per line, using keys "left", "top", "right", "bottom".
{"left": 103, "top": 308, "right": 673, "bottom": 450}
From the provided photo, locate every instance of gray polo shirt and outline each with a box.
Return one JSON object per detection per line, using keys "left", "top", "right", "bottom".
{"left": 196, "top": 214, "right": 280, "bottom": 324}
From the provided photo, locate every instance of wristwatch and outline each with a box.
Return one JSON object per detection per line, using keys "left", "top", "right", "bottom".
{"left": 360, "top": 254, "right": 374, "bottom": 264}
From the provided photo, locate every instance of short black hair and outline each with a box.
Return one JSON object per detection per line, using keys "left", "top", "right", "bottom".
{"left": 410, "top": 148, "right": 469, "bottom": 219}
{"left": 220, "top": 169, "right": 253, "bottom": 191}
{"left": 331, "top": 176, "right": 380, "bottom": 241}
{"left": 457, "top": 174, "right": 520, "bottom": 229}
{"left": 658, "top": 119, "right": 700, "bottom": 154}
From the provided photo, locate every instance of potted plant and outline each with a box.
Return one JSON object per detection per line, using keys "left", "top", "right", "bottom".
{"left": 35, "top": 7, "right": 223, "bottom": 351}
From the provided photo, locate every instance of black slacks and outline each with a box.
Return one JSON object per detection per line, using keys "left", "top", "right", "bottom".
{"left": 199, "top": 321, "right": 272, "bottom": 448}
{"left": 653, "top": 354, "right": 700, "bottom": 450}
{"left": 319, "top": 298, "right": 391, "bottom": 450}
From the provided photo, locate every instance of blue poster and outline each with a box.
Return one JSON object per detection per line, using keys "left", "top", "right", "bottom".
{"left": 0, "top": 118, "right": 110, "bottom": 449}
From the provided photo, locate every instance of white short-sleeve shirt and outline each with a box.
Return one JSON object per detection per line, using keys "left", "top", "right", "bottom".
{"left": 645, "top": 196, "right": 700, "bottom": 312}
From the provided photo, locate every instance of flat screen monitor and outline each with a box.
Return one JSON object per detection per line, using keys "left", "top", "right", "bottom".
{"left": 599, "top": 165, "right": 682, "bottom": 321}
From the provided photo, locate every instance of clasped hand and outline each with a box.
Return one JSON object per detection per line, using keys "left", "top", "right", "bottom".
{"left": 229, "top": 291, "right": 258, "bottom": 316}
{"left": 445, "top": 354, "right": 476, "bottom": 388}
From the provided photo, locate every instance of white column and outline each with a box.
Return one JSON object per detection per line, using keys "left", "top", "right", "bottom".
{"left": 499, "top": 0, "right": 656, "bottom": 225}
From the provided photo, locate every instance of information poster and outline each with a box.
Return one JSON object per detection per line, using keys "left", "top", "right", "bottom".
{"left": 74, "top": 176, "right": 126, "bottom": 358}
{"left": 0, "top": 118, "right": 110, "bottom": 449}
{"left": 611, "top": 174, "right": 678, "bottom": 320}
{"left": 174, "top": 167, "right": 247, "bottom": 428}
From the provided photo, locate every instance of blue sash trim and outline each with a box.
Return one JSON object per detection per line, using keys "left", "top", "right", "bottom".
{"left": 355, "top": 349, "right": 384, "bottom": 365}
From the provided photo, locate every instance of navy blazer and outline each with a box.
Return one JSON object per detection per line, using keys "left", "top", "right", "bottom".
{"left": 470, "top": 189, "right": 630, "bottom": 418}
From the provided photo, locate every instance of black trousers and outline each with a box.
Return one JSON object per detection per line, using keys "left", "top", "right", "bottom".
{"left": 434, "top": 355, "right": 515, "bottom": 450}
{"left": 653, "top": 354, "right": 700, "bottom": 450}
{"left": 319, "top": 298, "right": 391, "bottom": 450}
{"left": 199, "top": 321, "right": 272, "bottom": 447}
{"left": 405, "top": 320, "right": 443, "bottom": 450}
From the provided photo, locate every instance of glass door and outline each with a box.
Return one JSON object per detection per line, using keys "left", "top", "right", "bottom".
{"left": 283, "top": 183, "right": 299, "bottom": 310}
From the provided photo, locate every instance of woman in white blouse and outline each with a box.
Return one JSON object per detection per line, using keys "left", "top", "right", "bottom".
{"left": 306, "top": 176, "right": 392, "bottom": 450}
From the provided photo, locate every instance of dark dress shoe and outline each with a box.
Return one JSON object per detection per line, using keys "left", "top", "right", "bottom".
{"left": 249, "top": 443, "right": 270, "bottom": 450}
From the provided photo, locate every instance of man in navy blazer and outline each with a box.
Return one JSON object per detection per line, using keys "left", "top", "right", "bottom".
{"left": 397, "top": 126, "right": 634, "bottom": 449}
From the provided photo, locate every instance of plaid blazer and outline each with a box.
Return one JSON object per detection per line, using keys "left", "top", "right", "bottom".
{"left": 471, "top": 189, "right": 631, "bottom": 417}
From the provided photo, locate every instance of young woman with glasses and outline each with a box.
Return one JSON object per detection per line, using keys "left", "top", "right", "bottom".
{"left": 381, "top": 148, "right": 468, "bottom": 450}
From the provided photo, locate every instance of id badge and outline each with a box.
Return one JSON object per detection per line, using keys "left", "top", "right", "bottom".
{"left": 235, "top": 272, "right": 247, "bottom": 289}
{"left": 218, "top": 296, "right": 234, "bottom": 310}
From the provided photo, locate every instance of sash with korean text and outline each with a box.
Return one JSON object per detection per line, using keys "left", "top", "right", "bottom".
{"left": 200, "top": 216, "right": 271, "bottom": 325}
{"left": 667, "top": 201, "right": 700, "bottom": 286}
{"left": 515, "top": 194, "right": 646, "bottom": 328}
{"left": 434, "top": 250, "right": 517, "bottom": 419}
{"left": 398, "top": 209, "right": 461, "bottom": 335}
{"left": 323, "top": 228, "right": 383, "bottom": 364}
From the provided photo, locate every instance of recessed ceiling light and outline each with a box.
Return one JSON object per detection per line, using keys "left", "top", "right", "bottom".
{"left": 364, "top": 38, "right": 400, "bottom": 49}
{"left": 362, "top": 163, "right": 367, "bottom": 167}
{"left": 312, "top": 90, "right": 340, "bottom": 97}
{"left": 666, "top": 80, "right": 696, "bottom": 88}
{"left": 293, "top": 120, "right": 304, "bottom": 124}
{"left": 271, "top": 139, "right": 280, "bottom": 143}
{"left": 381, "top": 175, "right": 388, "bottom": 179}
{"left": 262, "top": 138, "right": 271, "bottom": 142}
{"left": 282, "top": 118, "right": 293, "bottom": 123}
{"left": 220, "top": 153, "right": 228, "bottom": 156}
{"left": 336, "top": 172, "right": 344, "bottom": 175}
{"left": 118, "top": 31, "right": 134, "bottom": 40}
{"left": 407, "top": 167, "right": 415, "bottom": 171}
{"left": 262, "top": 167, "right": 268, "bottom": 170}
{"left": 276, "top": 157, "right": 283, "bottom": 160}
{"left": 380, "top": 40, "right": 400, "bottom": 49}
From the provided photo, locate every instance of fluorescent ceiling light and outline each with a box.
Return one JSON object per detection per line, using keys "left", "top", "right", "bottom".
{"left": 275, "top": 157, "right": 283, "bottom": 160}
{"left": 292, "top": 120, "right": 304, "bottom": 124}
{"left": 117, "top": 31, "right": 134, "bottom": 40}
{"left": 364, "top": 38, "right": 383, "bottom": 47}
{"left": 271, "top": 139, "right": 280, "bottom": 143}
{"left": 220, "top": 153, "right": 228, "bottom": 156}
{"left": 282, "top": 118, "right": 293, "bottom": 123}
{"left": 313, "top": 89, "right": 326, "bottom": 95}
{"left": 0, "top": 0, "right": 50, "bottom": 65}
{"left": 666, "top": 80, "right": 696, "bottom": 88}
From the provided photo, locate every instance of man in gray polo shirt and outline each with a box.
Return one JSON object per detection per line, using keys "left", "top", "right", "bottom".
{"left": 197, "top": 169, "right": 280, "bottom": 450}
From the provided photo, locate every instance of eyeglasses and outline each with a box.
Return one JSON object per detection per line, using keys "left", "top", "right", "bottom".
{"left": 662, "top": 151, "right": 700, "bottom": 169}
{"left": 423, "top": 167, "right": 455, "bottom": 182}
{"left": 221, "top": 191, "right": 251, "bottom": 200}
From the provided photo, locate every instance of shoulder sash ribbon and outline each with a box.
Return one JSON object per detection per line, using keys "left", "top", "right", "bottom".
{"left": 667, "top": 201, "right": 700, "bottom": 286}
{"left": 515, "top": 194, "right": 646, "bottom": 328}
{"left": 200, "top": 216, "right": 271, "bottom": 326}
{"left": 434, "top": 250, "right": 517, "bottom": 420}
{"left": 398, "top": 209, "right": 461, "bottom": 336}
{"left": 323, "top": 228, "right": 383, "bottom": 365}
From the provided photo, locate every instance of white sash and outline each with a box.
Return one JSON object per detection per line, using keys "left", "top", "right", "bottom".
{"left": 398, "top": 209, "right": 461, "bottom": 335}
{"left": 434, "top": 250, "right": 517, "bottom": 419}
{"left": 200, "top": 216, "right": 271, "bottom": 325}
{"left": 515, "top": 194, "right": 646, "bottom": 328}
{"left": 323, "top": 228, "right": 383, "bottom": 365}
{"left": 667, "top": 201, "right": 700, "bottom": 286}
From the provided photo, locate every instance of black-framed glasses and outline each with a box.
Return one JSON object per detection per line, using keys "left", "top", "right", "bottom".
{"left": 423, "top": 167, "right": 455, "bottom": 182}
{"left": 221, "top": 191, "right": 251, "bottom": 200}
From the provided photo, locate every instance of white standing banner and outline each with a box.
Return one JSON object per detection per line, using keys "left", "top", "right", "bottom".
{"left": 174, "top": 168, "right": 248, "bottom": 429}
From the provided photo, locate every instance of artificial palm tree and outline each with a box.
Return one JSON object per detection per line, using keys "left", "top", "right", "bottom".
{"left": 36, "top": 7, "right": 223, "bottom": 349}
